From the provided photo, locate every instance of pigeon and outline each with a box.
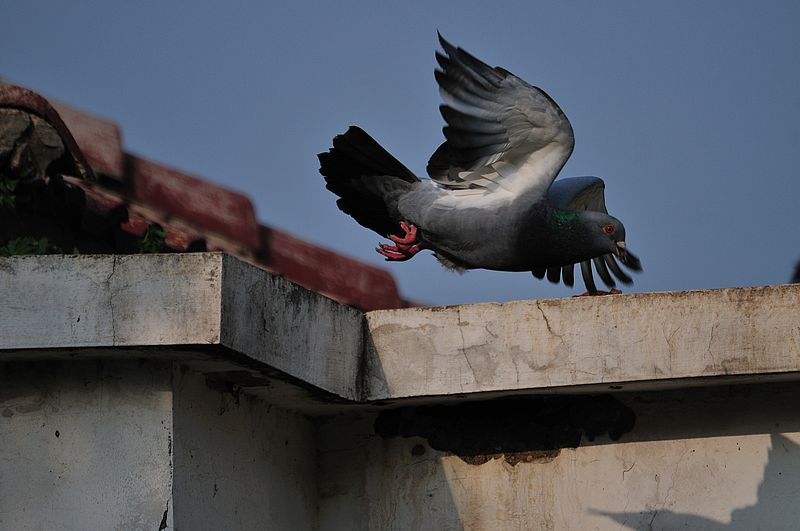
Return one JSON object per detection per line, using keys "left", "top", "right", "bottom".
{"left": 318, "top": 34, "right": 641, "bottom": 294}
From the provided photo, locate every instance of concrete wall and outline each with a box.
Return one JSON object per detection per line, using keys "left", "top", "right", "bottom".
{"left": 5, "top": 256, "right": 800, "bottom": 530}
{"left": 4, "top": 361, "right": 800, "bottom": 530}
{"left": 0, "top": 254, "right": 222, "bottom": 350}
{"left": 0, "top": 360, "right": 174, "bottom": 531}
{"left": 317, "top": 383, "right": 800, "bottom": 531}
{"left": 0, "top": 359, "right": 321, "bottom": 531}
{"left": 171, "top": 367, "right": 318, "bottom": 531}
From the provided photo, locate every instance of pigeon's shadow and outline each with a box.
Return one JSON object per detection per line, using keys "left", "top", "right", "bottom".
{"left": 593, "top": 433, "right": 800, "bottom": 530}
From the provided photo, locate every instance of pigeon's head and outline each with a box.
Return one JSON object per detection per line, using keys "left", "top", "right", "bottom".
{"left": 584, "top": 211, "right": 640, "bottom": 269}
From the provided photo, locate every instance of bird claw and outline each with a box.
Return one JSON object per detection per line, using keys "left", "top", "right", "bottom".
{"left": 389, "top": 222, "right": 417, "bottom": 246}
{"left": 376, "top": 222, "right": 421, "bottom": 261}
{"left": 376, "top": 244, "right": 420, "bottom": 261}
{"left": 574, "top": 288, "right": 623, "bottom": 297}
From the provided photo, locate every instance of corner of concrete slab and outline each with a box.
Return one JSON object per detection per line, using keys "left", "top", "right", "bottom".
{"left": 218, "top": 253, "right": 365, "bottom": 402}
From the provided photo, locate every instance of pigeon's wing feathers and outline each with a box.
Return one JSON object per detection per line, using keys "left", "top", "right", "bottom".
{"left": 428, "top": 34, "right": 574, "bottom": 201}
{"left": 547, "top": 176, "right": 608, "bottom": 212}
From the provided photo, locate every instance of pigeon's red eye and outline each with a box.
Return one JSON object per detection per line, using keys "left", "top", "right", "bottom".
{"left": 603, "top": 224, "right": 615, "bottom": 235}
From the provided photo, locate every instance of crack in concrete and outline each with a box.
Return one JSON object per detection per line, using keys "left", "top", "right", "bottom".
{"left": 660, "top": 325, "right": 681, "bottom": 372}
{"left": 535, "top": 300, "right": 565, "bottom": 345}
{"left": 706, "top": 322, "right": 720, "bottom": 371}
{"left": 510, "top": 355, "right": 521, "bottom": 385}
{"left": 648, "top": 509, "right": 659, "bottom": 529}
{"left": 622, "top": 461, "right": 635, "bottom": 480}
{"left": 355, "top": 315, "right": 371, "bottom": 402}
{"left": 659, "top": 445, "right": 691, "bottom": 513}
{"left": 106, "top": 255, "right": 118, "bottom": 345}
{"left": 456, "top": 307, "right": 476, "bottom": 388}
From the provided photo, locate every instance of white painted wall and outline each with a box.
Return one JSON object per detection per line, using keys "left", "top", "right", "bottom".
{"left": 0, "top": 360, "right": 174, "bottom": 531}
{"left": 171, "top": 367, "right": 318, "bottom": 531}
{"left": 0, "top": 359, "right": 320, "bottom": 531}
{"left": 4, "top": 358, "right": 800, "bottom": 530}
{"left": 317, "top": 383, "right": 800, "bottom": 530}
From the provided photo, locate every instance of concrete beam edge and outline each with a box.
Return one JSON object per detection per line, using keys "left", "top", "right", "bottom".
{"left": 363, "top": 284, "right": 800, "bottom": 401}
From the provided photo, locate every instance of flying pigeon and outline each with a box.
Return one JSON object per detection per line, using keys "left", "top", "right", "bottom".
{"left": 319, "top": 34, "right": 641, "bottom": 294}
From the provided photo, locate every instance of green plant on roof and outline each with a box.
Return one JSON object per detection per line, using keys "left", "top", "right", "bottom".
{"left": 0, "top": 237, "right": 62, "bottom": 256}
{"left": 139, "top": 224, "right": 167, "bottom": 253}
{"left": 0, "top": 178, "right": 19, "bottom": 209}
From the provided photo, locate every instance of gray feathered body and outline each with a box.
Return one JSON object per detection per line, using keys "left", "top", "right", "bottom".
{"left": 395, "top": 181, "right": 619, "bottom": 272}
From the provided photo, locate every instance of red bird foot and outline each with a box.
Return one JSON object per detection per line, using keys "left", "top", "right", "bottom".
{"left": 376, "top": 222, "right": 421, "bottom": 261}
{"left": 574, "top": 288, "right": 623, "bottom": 297}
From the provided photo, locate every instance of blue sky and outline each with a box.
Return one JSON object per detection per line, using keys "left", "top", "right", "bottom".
{"left": 3, "top": 1, "right": 799, "bottom": 305}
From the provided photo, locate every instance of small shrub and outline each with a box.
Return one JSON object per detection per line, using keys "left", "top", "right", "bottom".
{"left": 0, "top": 236, "right": 61, "bottom": 256}
{"left": 139, "top": 224, "right": 167, "bottom": 253}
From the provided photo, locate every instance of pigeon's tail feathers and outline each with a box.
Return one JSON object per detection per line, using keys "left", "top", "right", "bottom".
{"left": 319, "top": 126, "right": 420, "bottom": 238}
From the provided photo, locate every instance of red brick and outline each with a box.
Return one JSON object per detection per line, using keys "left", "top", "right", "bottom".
{"left": 79, "top": 185, "right": 127, "bottom": 218}
{"left": 163, "top": 226, "right": 205, "bottom": 251}
{"left": 128, "top": 154, "right": 260, "bottom": 248}
{"left": 260, "top": 226, "right": 404, "bottom": 311}
{"left": 120, "top": 209, "right": 151, "bottom": 237}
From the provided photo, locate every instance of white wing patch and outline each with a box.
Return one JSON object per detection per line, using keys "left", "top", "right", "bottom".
{"left": 427, "top": 34, "right": 575, "bottom": 209}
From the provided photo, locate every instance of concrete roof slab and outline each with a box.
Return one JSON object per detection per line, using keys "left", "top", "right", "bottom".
{"left": 364, "top": 286, "right": 800, "bottom": 400}
{"left": 3, "top": 253, "right": 800, "bottom": 407}
{"left": 0, "top": 253, "right": 363, "bottom": 401}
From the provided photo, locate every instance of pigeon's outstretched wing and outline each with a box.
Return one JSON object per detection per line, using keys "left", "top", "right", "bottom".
{"left": 428, "top": 34, "right": 574, "bottom": 203}
{"left": 540, "top": 176, "right": 642, "bottom": 290}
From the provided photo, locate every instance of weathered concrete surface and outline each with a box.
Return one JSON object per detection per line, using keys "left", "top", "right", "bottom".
{"left": 219, "top": 255, "right": 363, "bottom": 401}
{"left": 0, "top": 360, "right": 174, "bottom": 531}
{"left": 0, "top": 254, "right": 222, "bottom": 349}
{"left": 364, "top": 285, "right": 800, "bottom": 400}
{"left": 6, "top": 358, "right": 800, "bottom": 530}
{"left": 0, "top": 253, "right": 363, "bottom": 401}
{"left": 5, "top": 254, "right": 800, "bottom": 405}
{"left": 318, "top": 383, "right": 800, "bottom": 530}
{"left": 172, "top": 367, "right": 317, "bottom": 531}
{"left": 5, "top": 253, "right": 800, "bottom": 529}
{"left": 0, "top": 359, "right": 321, "bottom": 531}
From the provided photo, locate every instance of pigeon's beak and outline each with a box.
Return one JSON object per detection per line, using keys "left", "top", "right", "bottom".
{"left": 615, "top": 241, "right": 628, "bottom": 261}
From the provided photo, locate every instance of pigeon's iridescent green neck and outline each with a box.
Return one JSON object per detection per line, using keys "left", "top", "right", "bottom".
{"left": 552, "top": 209, "right": 581, "bottom": 231}
{"left": 547, "top": 208, "right": 593, "bottom": 256}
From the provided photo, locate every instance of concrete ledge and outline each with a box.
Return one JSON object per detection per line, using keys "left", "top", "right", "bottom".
{"left": 0, "top": 254, "right": 222, "bottom": 348}
{"left": 364, "top": 285, "right": 800, "bottom": 400}
{"left": 218, "top": 255, "right": 363, "bottom": 401}
{"left": 3, "top": 253, "right": 800, "bottom": 407}
{"left": 0, "top": 254, "right": 363, "bottom": 401}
